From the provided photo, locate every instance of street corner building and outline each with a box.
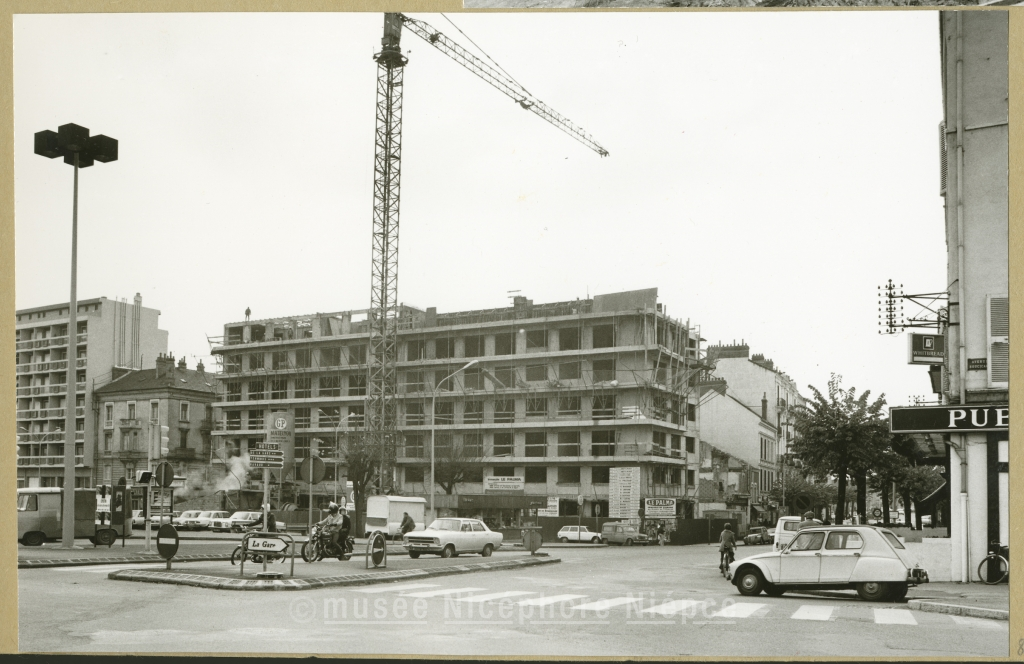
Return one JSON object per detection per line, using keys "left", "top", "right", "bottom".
{"left": 15, "top": 295, "right": 168, "bottom": 491}
{"left": 888, "top": 10, "right": 1009, "bottom": 584}
{"left": 207, "top": 288, "right": 733, "bottom": 539}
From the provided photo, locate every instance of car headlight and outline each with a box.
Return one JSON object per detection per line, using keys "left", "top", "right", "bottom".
{"left": 433, "top": 538, "right": 440, "bottom": 545}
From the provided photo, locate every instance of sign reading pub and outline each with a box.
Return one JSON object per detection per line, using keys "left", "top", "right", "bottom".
{"left": 890, "top": 404, "right": 1009, "bottom": 433}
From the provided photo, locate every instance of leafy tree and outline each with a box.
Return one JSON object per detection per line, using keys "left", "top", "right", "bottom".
{"left": 338, "top": 433, "right": 379, "bottom": 536}
{"left": 434, "top": 433, "right": 483, "bottom": 495}
{"left": 791, "top": 374, "right": 887, "bottom": 524}
{"left": 867, "top": 446, "right": 912, "bottom": 526}
{"left": 899, "top": 465, "right": 945, "bottom": 529}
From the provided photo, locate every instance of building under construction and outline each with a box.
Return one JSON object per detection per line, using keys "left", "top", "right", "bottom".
{"left": 208, "top": 288, "right": 708, "bottom": 527}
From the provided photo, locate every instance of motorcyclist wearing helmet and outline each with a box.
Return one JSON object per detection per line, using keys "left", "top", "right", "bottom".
{"left": 317, "top": 502, "right": 345, "bottom": 554}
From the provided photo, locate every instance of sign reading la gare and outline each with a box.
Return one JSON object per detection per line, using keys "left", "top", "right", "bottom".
{"left": 890, "top": 404, "right": 1008, "bottom": 433}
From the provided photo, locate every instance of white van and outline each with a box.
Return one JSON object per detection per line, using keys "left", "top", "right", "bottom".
{"left": 364, "top": 495, "right": 426, "bottom": 539}
{"left": 773, "top": 515, "right": 820, "bottom": 551}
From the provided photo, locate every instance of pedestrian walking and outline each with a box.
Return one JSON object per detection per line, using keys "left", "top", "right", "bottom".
{"left": 657, "top": 521, "right": 667, "bottom": 546}
{"left": 797, "top": 511, "right": 817, "bottom": 530}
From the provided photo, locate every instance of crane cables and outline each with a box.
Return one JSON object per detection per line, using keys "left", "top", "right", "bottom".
{"left": 398, "top": 14, "right": 609, "bottom": 158}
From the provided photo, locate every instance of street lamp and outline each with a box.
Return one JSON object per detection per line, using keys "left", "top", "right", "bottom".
{"left": 34, "top": 123, "right": 118, "bottom": 549}
{"left": 316, "top": 410, "right": 355, "bottom": 504}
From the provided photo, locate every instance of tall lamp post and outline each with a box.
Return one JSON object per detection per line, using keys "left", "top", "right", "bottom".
{"left": 429, "top": 360, "right": 507, "bottom": 520}
{"left": 317, "top": 410, "right": 355, "bottom": 505}
{"left": 34, "top": 124, "right": 118, "bottom": 549}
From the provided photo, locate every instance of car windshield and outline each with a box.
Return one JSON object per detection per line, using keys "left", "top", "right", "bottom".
{"left": 17, "top": 494, "right": 37, "bottom": 511}
{"left": 198, "top": 512, "right": 213, "bottom": 518}
{"left": 428, "top": 519, "right": 462, "bottom": 531}
{"left": 229, "top": 512, "right": 249, "bottom": 519}
{"left": 881, "top": 531, "right": 906, "bottom": 549}
{"left": 784, "top": 521, "right": 801, "bottom": 531}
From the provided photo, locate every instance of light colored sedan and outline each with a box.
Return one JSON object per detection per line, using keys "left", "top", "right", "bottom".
{"left": 557, "top": 525, "right": 601, "bottom": 543}
{"left": 212, "top": 511, "right": 262, "bottom": 532}
{"left": 403, "top": 518, "right": 503, "bottom": 559}
{"left": 727, "top": 525, "right": 929, "bottom": 601}
{"left": 174, "top": 510, "right": 202, "bottom": 530}
{"left": 183, "top": 510, "right": 229, "bottom": 530}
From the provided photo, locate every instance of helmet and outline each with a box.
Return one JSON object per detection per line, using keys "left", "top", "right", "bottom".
{"left": 724, "top": 523, "right": 732, "bottom": 530}
{"left": 328, "top": 502, "right": 339, "bottom": 513}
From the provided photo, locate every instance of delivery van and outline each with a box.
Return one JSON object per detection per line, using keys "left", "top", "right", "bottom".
{"left": 364, "top": 495, "right": 426, "bottom": 539}
{"left": 18, "top": 487, "right": 128, "bottom": 547}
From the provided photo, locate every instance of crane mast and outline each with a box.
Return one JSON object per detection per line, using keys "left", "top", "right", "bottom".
{"left": 365, "top": 13, "right": 607, "bottom": 493}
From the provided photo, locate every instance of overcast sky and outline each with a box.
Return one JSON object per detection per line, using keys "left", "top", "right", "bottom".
{"left": 14, "top": 11, "right": 957, "bottom": 409}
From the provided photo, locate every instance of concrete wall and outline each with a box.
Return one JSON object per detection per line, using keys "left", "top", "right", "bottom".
{"left": 902, "top": 538, "right": 953, "bottom": 582}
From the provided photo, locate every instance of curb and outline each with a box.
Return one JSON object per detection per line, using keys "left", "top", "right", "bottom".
{"left": 906, "top": 600, "right": 1008, "bottom": 621}
{"left": 106, "top": 556, "right": 560, "bottom": 591}
{"left": 19, "top": 553, "right": 232, "bottom": 569}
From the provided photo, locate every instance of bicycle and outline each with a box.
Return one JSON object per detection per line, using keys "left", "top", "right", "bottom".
{"left": 720, "top": 547, "right": 736, "bottom": 576}
{"left": 230, "top": 527, "right": 289, "bottom": 565}
{"left": 978, "top": 542, "right": 1009, "bottom": 585}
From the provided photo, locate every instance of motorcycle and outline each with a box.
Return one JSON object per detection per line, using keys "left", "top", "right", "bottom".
{"left": 302, "top": 523, "right": 355, "bottom": 563}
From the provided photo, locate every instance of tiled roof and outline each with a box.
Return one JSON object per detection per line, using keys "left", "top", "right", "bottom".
{"left": 95, "top": 367, "right": 217, "bottom": 395}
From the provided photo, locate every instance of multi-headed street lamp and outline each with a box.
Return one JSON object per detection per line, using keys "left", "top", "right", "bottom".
{"left": 34, "top": 123, "right": 118, "bottom": 549}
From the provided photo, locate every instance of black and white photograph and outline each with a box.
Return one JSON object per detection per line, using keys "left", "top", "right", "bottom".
{"left": 10, "top": 8, "right": 1012, "bottom": 658}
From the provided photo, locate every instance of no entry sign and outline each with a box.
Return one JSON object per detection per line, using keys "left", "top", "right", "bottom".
{"left": 156, "top": 524, "right": 179, "bottom": 560}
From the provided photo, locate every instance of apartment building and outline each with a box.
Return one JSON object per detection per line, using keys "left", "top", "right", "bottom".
{"left": 15, "top": 295, "right": 168, "bottom": 488}
{"left": 699, "top": 342, "right": 805, "bottom": 523}
{"left": 92, "top": 354, "right": 217, "bottom": 497}
{"left": 209, "top": 288, "right": 706, "bottom": 525}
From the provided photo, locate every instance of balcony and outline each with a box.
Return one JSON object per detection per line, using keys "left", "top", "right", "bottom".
{"left": 166, "top": 448, "right": 197, "bottom": 461}
{"left": 199, "top": 418, "right": 214, "bottom": 431}
{"left": 15, "top": 431, "right": 85, "bottom": 443}
{"left": 16, "top": 455, "right": 86, "bottom": 467}
{"left": 117, "top": 450, "right": 147, "bottom": 462}
{"left": 119, "top": 418, "right": 142, "bottom": 429}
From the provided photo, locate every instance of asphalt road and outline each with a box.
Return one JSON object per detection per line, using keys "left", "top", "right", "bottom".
{"left": 18, "top": 544, "right": 1008, "bottom": 657}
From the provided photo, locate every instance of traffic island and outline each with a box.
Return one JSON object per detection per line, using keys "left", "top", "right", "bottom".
{"left": 19, "top": 552, "right": 233, "bottom": 569}
{"left": 106, "top": 555, "right": 559, "bottom": 591}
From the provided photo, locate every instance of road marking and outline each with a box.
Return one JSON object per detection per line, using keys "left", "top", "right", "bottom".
{"left": 641, "top": 599, "right": 704, "bottom": 616}
{"left": 949, "top": 615, "right": 1006, "bottom": 629}
{"left": 573, "top": 597, "right": 644, "bottom": 612}
{"left": 400, "top": 587, "right": 487, "bottom": 598}
{"left": 874, "top": 608, "right": 917, "bottom": 625}
{"left": 353, "top": 583, "right": 439, "bottom": 594}
{"left": 454, "top": 591, "right": 537, "bottom": 603}
{"left": 791, "top": 605, "right": 835, "bottom": 621}
{"left": 711, "top": 602, "right": 765, "bottom": 618}
{"left": 516, "top": 594, "right": 589, "bottom": 607}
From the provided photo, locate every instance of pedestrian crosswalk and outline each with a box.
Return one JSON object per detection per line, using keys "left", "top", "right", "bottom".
{"left": 345, "top": 581, "right": 1004, "bottom": 630}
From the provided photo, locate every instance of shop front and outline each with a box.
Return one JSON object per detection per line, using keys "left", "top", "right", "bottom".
{"left": 456, "top": 494, "right": 549, "bottom": 531}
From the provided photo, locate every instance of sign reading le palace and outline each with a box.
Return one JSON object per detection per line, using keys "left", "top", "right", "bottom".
{"left": 890, "top": 404, "right": 1009, "bottom": 433}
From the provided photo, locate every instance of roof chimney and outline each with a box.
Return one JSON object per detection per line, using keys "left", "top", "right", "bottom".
{"left": 196, "top": 360, "right": 205, "bottom": 374}
{"left": 761, "top": 393, "right": 768, "bottom": 421}
{"left": 178, "top": 356, "right": 187, "bottom": 370}
{"left": 155, "top": 353, "right": 174, "bottom": 378}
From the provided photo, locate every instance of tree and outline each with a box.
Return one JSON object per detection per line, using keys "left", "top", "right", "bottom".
{"left": 899, "top": 465, "right": 945, "bottom": 529}
{"left": 791, "top": 374, "right": 887, "bottom": 524}
{"left": 339, "top": 433, "right": 379, "bottom": 537}
{"left": 433, "top": 433, "right": 483, "bottom": 495}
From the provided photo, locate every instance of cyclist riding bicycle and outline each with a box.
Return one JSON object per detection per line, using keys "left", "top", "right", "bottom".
{"left": 719, "top": 523, "right": 737, "bottom": 571}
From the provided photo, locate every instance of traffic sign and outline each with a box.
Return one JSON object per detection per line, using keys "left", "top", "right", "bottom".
{"left": 156, "top": 524, "right": 179, "bottom": 560}
{"left": 250, "top": 461, "right": 284, "bottom": 469}
{"left": 245, "top": 535, "right": 288, "bottom": 552}
{"left": 154, "top": 462, "right": 175, "bottom": 488}
{"left": 250, "top": 443, "right": 281, "bottom": 451}
{"left": 299, "top": 456, "right": 326, "bottom": 484}
{"left": 249, "top": 452, "right": 284, "bottom": 458}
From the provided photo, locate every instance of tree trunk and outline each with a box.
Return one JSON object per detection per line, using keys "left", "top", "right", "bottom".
{"left": 353, "top": 489, "right": 365, "bottom": 536}
{"left": 900, "top": 490, "right": 913, "bottom": 527}
{"left": 881, "top": 485, "right": 890, "bottom": 526}
{"left": 913, "top": 500, "right": 923, "bottom": 530}
{"left": 855, "top": 473, "right": 867, "bottom": 522}
{"left": 835, "top": 470, "right": 847, "bottom": 524}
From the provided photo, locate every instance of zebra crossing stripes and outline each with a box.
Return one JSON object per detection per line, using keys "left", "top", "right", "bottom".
{"left": 454, "top": 591, "right": 537, "bottom": 603}
{"left": 353, "top": 583, "right": 439, "bottom": 594}
{"left": 950, "top": 615, "right": 1006, "bottom": 630}
{"left": 791, "top": 605, "right": 836, "bottom": 621}
{"left": 711, "top": 603, "right": 765, "bottom": 619}
{"left": 399, "top": 587, "right": 487, "bottom": 598}
{"left": 515, "top": 594, "right": 588, "bottom": 607}
{"left": 872, "top": 608, "right": 918, "bottom": 625}
{"left": 573, "top": 597, "right": 644, "bottom": 612}
{"left": 640, "top": 599, "right": 705, "bottom": 616}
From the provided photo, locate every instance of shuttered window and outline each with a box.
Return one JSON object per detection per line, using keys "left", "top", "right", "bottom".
{"left": 987, "top": 294, "right": 1009, "bottom": 387}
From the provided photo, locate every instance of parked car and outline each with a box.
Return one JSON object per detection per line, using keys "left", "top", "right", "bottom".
{"left": 773, "top": 515, "right": 821, "bottom": 551}
{"left": 211, "top": 511, "right": 263, "bottom": 532}
{"left": 600, "top": 522, "right": 648, "bottom": 546}
{"left": 744, "top": 526, "right": 771, "bottom": 545}
{"left": 557, "top": 525, "right": 602, "bottom": 543}
{"left": 402, "top": 518, "right": 503, "bottom": 559}
{"left": 181, "top": 510, "right": 229, "bottom": 531}
{"left": 174, "top": 511, "right": 203, "bottom": 529}
{"left": 150, "top": 512, "right": 180, "bottom": 530}
{"left": 727, "top": 525, "right": 929, "bottom": 601}
{"left": 131, "top": 510, "right": 146, "bottom": 528}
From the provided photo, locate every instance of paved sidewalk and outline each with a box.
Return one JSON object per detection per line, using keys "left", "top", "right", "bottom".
{"left": 107, "top": 555, "right": 559, "bottom": 591}
{"left": 907, "top": 582, "right": 1009, "bottom": 620}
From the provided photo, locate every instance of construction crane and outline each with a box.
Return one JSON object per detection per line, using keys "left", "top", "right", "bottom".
{"left": 365, "top": 13, "right": 608, "bottom": 490}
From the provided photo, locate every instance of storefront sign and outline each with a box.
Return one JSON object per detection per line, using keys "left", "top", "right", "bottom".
{"left": 968, "top": 358, "right": 987, "bottom": 371}
{"left": 609, "top": 467, "right": 641, "bottom": 519}
{"left": 644, "top": 498, "right": 676, "bottom": 518}
{"left": 484, "top": 476, "right": 525, "bottom": 493}
{"left": 907, "top": 333, "right": 945, "bottom": 365}
{"left": 536, "top": 497, "right": 559, "bottom": 517}
{"left": 890, "top": 404, "right": 1009, "bottom": 433}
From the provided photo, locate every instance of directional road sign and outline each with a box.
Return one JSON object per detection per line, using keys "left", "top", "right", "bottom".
{"left": 245, "top": 535, "right": 288, "bottom": 552}
{"left": 250, "top": 461, "right": 284, "bottom": 469}
{"left": 249, "top": 452, "right": 284, "bottom": 459}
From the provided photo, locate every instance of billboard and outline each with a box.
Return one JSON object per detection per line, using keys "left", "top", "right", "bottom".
{"left": 890, "top": 404, "right": 1009, "bottom": 433}
{"left": 907, "top": 333, "right": 945, "bottom": 365}
{"left": 609, "top": 467, "right": 641, "bottom": 518}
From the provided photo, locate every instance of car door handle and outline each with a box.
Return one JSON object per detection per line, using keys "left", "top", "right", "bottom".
{"left": 853, "top": 552, "right": 861, "bottom": 557}
{"left": 815, "top": 552, "right": 821, "bottom": 556}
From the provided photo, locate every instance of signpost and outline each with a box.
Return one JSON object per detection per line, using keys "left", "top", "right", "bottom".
{"left": 156, "top": 523, "right": 179, "bottom": 570}
{"left": 298, "top": 456, "right": 327, "bottom": 536}
{"left": 258, "top": 412, "right": 293, "bottom": 577}
{"left": 890, "top": 404, "right": 1009, "bottom": 433}
{"left": 907, "top": 333, "right": 945, "bottom": 365}
{"left": 644, "top": 498, "right": 676, "bottom": 519}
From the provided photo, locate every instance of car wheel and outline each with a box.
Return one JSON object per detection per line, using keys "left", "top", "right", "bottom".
{"left": 856, "top": 582, "right": 891, "bottom": 602}
{"left": 440, "top": 544, "right": 456, "bottom": 559}
{"left": 765, "top": 584, "right": 786, "bottom": 597}
{"left": 889, "top": 583, "right": 909, "bottom": 601}
{"left": 482, "top": 544, "right": 494, "bottom": 557}
{"left": 560, "top": 537, "right": 569, "bottom": 543}
{"left": 409, "top": 551, "right": 421, "bottom": 559}
{"left": 591, "top": 537, "right": 600, "bottom": 544}
{"left": 96, "top": 529, "right": 116, "bottom": 547}
{"left": 22, "top": 532, "right": 45, "bottom": 547}
{"left": 736, "top": 569, "right": 765, "bottom": 596}
{"left": 624, "top": 538, "right": 633, "bottom": 547}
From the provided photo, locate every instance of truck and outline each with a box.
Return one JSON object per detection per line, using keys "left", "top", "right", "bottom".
{"left": 17, "top": 487, "right": 129, "bottom": 547}
{"left": 364, "top": 495, "right": 426, "bottom": 539}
